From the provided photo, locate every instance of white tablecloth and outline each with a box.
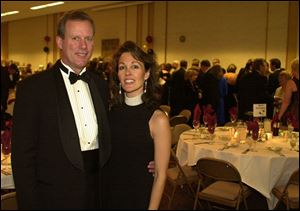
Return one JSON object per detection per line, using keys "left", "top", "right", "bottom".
{"left": 176, "top": 127, "right": 299, "bottom": 210}
{"left": 1, "top": 153, "right": 15, "bottom": 189}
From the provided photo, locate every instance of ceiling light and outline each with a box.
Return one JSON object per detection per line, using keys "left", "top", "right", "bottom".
{"left": 1, "top": 11, "right": 19, "bottom": 17}
{"left": 30, "top": 1, "right": 64, "bottom": 10}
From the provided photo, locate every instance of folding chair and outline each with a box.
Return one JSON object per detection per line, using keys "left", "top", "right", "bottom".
{"left": 160, "top": 105, "right": 171, "bottom": 117}
{"left": 1, "top": 191, "right": 18, "bottom": 210}
{"left": 193, "top": 157, "right": 251, "bottom": 210}
{"left": 165, "top": 149, "right": 199, "bottom": 209}
{"left": 179, "top": 109, "right": 192, "bottom": 123}
{"left": 169, "top": 115, "right": 188, "bottom": 127}
{"left": 272, "top": 169, "right": 299, "bottom": 210}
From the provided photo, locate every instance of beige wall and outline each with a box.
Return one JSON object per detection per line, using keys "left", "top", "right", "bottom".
{"left": 1, "top": 1, "right": 298, "bottom": 72}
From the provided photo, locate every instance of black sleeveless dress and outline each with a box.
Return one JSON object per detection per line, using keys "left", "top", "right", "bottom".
{"left": 106, "top": 103, "right": 155, "bottom": 209}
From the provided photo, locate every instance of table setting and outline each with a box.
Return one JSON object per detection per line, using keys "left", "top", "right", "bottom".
{"left": 176, "top": 120, "right": 299, "bottom": 210}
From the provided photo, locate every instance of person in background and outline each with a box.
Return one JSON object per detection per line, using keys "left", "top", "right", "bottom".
{"left": 273, "top": 71, "right": 291, "bottom": 114}
{"left": 46, "top": 62, "right": 53, "bottom": 70}
{"left": 159, "top": 63, "right": 172, "bottom": 105}
{"left": 268, "top": 58, "right": 284, "bottom": 96}
{"left": 106, "top": 41, "right": 171, "bottom": 209}
{"left": 11, "top": 10, "right": 112, "bottom": 209}
{"left": 8, "top": 63, "right": 20, "bottom": 89}
{"left": 1, "top": 63, "right": 10, "bottom": 113}
{"left": 170, "top": 59, "right": 188, "bottom": 116}
{"left": 170, "top": 60, "right": 179, "bottom": 75}
{"left": 224, "top": 64, "right": 238, "bottom": 123}
{"left": 238, "top": 58, "right": 274, "bottom": 120}
{"left": 278, "top": 58, "right": 299, "bottom": 131}
{"left": 184, "top": 68, "right": 201, "bottom": 126}
{"left": 210, "top": 65, "right": 228, "bottom": 126}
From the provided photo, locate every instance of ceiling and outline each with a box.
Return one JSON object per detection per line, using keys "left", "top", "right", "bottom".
{"left": 1, "top": 1, "right": 129, "bottom": 23}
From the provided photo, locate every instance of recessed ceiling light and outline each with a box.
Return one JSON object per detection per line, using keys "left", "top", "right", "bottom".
{"left": 1, "top": 11, "right": 20, "bottom": 17}
{"left": 30, "top": 1, "right": 64, "bottom": 10}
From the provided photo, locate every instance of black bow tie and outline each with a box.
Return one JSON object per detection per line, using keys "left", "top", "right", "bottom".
{"left": 69, "top": 71, "right": 90, "bottom": 84}
{"left": 59, "top": 61, "right": 90, "bottom": 84}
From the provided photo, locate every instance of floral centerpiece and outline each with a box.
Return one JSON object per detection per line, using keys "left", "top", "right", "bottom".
{"left": 229, "top": 106, "right": 238, "bottom": 124}
{"left": 246, "top": 119, "right": 259, "bottom": 140}
{"left": 1, "top": 119, "right": 13, "bottom": 155}
{"left": 203, "top": 104, "right": 217, "bottom": 134}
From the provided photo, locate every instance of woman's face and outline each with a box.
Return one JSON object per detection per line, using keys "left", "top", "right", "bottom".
{"left": 118, "top": 52, "right": 149, "bottom": 97}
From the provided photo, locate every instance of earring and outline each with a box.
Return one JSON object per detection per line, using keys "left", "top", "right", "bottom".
{"left": 143, "top": 80, "right": 147, "bottom": 93}
{"left": 119, "top": 83, "right": 122, "bottom": 94}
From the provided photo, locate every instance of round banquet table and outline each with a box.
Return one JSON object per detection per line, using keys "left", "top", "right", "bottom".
{"left": 176, "top": 127, "right": 299, "bottom": 210}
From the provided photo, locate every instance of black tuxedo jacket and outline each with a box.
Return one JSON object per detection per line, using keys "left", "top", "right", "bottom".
{"left": 11, "top": 60, "right": 111, "bottom": 209}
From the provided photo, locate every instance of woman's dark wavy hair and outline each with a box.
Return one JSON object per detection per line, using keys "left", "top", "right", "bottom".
{"left": 109, "top": 41, "right": 162, "bottom": 109}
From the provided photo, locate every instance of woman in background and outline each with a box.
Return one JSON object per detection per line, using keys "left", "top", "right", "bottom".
{"left": 278, "top": 58, "right": 299, "bottom": 131}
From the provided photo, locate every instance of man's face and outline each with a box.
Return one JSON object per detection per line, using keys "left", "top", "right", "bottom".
{"left": 56, "top": 20, "right": 94, "bottom": 73}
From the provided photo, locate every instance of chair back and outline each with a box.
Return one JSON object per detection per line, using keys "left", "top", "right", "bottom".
{"left": 196, "top": 157, "right": 241, "bottom": 182}
{"left": 1, "top": 191, "right": 18, "bottom": 210}
{"left": 171, "top": 123, "right": 191, "bottom": 147}
{"left": 160, "top": 105, "right": 171, "bottom": 117}
{"left": 170, "top": 149, "right": 198, "bottom": 185}
{"left": 169, "top": 115, "right": 188, "bottom": 127}
{"left": 289, "top": 169, "right": 299, "bottom": 184}
{"left": 179, "top": 109, "right": 192, "bottom": 122}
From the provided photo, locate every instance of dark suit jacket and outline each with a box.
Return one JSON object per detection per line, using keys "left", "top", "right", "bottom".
{"left": 11, "top": 60, "right": 111, "bottom": 209}
{"left": 238, "top": 70, "right": 274, "bottom": 120}
{"left": 170, "top": 68, "right": 186, "bottom": 116}
{"left": 268, "top": 68, "right": 283, "bottom": 96}
{"left": 202, "top": 70, "right": 220, "bottom": 111}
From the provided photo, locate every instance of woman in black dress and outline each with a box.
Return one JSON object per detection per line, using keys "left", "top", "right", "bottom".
{"left": 106, "top": 41, "right": 171, "bottom": 209}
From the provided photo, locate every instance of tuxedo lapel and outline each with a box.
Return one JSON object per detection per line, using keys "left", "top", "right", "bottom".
{"left": 87, "top": 73, "right": 111, "bottom": 167}
{"left": 53, "top": 61, "right": 84, "bottom": 171}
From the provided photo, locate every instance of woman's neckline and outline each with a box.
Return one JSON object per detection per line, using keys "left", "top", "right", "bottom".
{"left": 125, "top": 93, "right": 143, "bottom": 106}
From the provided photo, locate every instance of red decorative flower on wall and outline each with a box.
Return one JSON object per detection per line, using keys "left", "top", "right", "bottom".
{"left": 44, "top": 35, "right": 51, "bottom": 42}
{"left": 146, "top": 35, "right": 153, "bottom": 44}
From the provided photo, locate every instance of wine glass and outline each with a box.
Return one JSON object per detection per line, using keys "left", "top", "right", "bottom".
{"left": 230, "top": 114, "right": 237, "bottom": 125}
{"left": 287, "top": 119, "right": 294, "bottom": 133}
{"left": 192, "top": 120, "right": 200, "bottom": 137}
{"left": 289, "top": 139, "right": 297, "bottom": 151}
{"left": 246, "top": 135, "right": 253, "bottom": 151}
{"left": 289, "top": 134, "right": 297, "bottom": 151}
{"left": 203, "top": 115, "right": 208, "bottom": 128}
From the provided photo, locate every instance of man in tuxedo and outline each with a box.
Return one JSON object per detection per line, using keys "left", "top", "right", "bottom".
{"left": 11, "top": 11, "right": 111, "bottom": 209}
{"left": 268, "top": 58, "right": 284, "bottom": 96}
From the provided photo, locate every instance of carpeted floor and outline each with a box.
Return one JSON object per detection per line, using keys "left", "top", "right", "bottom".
{"left": 159, "top": 182, "right": 271, "bottom": 210}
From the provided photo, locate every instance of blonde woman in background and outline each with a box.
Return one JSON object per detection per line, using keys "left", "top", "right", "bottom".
{"left": 278, "top": 58, "right": 299, "bottom": 131}
{"left": 273, "top": 71, "right": 292, "bottom": 114}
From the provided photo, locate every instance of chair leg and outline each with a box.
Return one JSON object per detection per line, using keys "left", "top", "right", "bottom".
{"left": 168, "top": 185, "right": 177, "bottom": 209}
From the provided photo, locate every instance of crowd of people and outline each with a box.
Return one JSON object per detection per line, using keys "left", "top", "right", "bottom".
{"left": 0, "top": 9, "right": 298, "bottom": 210}
{"left": 158, "top": 56, "right": 299, "bottom": 130}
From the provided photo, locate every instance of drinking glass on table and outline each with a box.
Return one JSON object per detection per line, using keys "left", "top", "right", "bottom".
{"left": 193, "top": 119, "right": 200, "bottom": 137}
{"left": 230, "top": 114, "right": 237, "bottom": 126}
{"left": 203, "top": 115, "right": 208, "bottom": 128}
{"left": 288, "top": 133, "right": 297, "bottom": 151}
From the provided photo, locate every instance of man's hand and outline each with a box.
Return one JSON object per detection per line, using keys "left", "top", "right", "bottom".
{"left": 147, "top": 161, "right": 155, "bottom": 174}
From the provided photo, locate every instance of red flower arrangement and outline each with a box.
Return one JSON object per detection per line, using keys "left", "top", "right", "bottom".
{"left": 193, "top": 104, "right": 201, "bottom": 121}
{"left": 246, "top": 119, "right": 259, "bottom": 140}
{"left": 1, "top": 119, "right": 13, "bottom": 155}
{"left": 203, "top": 104, "right": 217, "bottom": 134}
{"left": 285, "top": 112, "right": 299, "bottom": 130}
